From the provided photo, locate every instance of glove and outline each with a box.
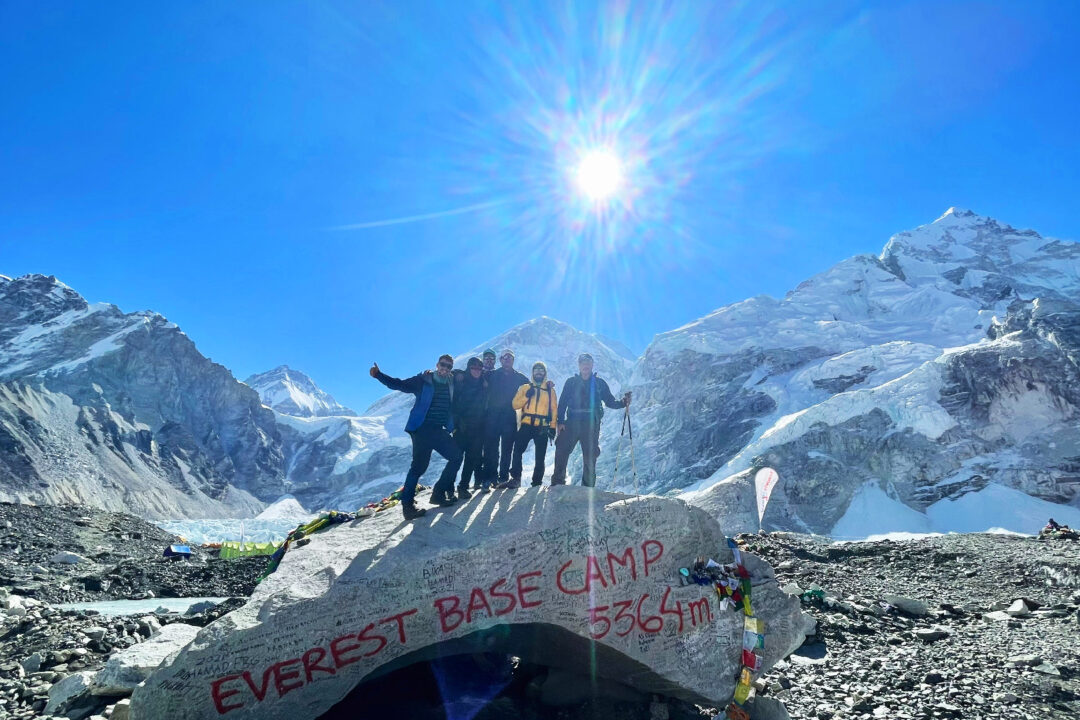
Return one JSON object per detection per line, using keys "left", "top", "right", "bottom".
{"left": 526, "top": 387, "right": 536, "bottom": 399}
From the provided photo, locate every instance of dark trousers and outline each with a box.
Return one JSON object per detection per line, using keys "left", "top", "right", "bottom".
{"left": 404, "top": 424, "right": 463, "bottom": 504}
{"left": 455, "top": 419, "right": 484, "bottom": 490}
{"left": 551, "top": 420, "right": 601, "bottom": 487}
{"left": 482, "top": 410, "right": 517, "bottom": 483}
{"left": 511, "top": 424, "right": 550, "bottom": 485}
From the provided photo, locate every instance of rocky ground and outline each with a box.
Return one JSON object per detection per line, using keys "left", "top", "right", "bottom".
{"left": 0, "top": 501, "right": 1077, "bottom": 720}
{"left": 751, "top": 532, "right": 1080, "bottom": 720}
{"left": 0, "top": 502, "right": 266, "bottom": 719}
{"left": 0, "top": 503, "right": 266, "bottom": 604}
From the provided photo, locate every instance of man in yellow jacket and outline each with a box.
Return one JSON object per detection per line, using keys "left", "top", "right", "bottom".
{"left": 496, "top": 361, "right": 558, "bottom": 489}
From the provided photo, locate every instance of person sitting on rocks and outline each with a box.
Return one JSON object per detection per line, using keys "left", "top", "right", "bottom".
{"left": 370, "top": 356, "right": 463, "bottom": 520}
{"left": 1040, "top": 517, "right": 1078, "bottom": 540}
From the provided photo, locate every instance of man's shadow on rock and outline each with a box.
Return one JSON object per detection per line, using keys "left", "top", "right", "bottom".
{"left": 343, "top": 487, "right": 559, "bottom": 577}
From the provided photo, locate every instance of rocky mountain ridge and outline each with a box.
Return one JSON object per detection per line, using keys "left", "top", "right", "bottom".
{"left": 0, "top": 275, "right": 281, "bottom": 520}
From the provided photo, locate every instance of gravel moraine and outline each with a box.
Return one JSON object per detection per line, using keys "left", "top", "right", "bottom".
{"left": 0, "top": 502, "right": 267, "bottom": 603}
{"left": 0, "top": 502, "right": 267, "bottom": 719}
{"left": 748, "top": 531, "right": 1080, "bottom": 720}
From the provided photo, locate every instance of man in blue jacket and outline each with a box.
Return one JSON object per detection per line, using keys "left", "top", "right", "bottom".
{"left": 370, "top": 355, "right": 463, "bottom": 520}
{"left": 551, "top": 353, "right": 631, "bottom": 487}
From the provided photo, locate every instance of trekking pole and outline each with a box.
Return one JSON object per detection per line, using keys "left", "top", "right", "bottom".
{"left": 625, "top": 405, "right": 638, "bottom": 495}
{"left": 613, "top": 406, "right": 628, "bottom": 487}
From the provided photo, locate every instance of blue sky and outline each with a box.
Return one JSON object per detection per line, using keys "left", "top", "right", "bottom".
{"left": 2, "top": 1, "right": 1078, "bottom": 412}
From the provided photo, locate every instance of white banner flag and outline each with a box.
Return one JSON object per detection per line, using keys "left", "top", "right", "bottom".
{"left": 754, "top": 467, "right": 780, "bottom": 524}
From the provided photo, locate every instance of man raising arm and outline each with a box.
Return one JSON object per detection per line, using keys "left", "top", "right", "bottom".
{"left": 370, "top": 355, "right": 463, "bottom": 520}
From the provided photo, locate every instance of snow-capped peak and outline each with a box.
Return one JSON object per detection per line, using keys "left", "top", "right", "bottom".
{"left": 244, "top": 365, "right": 356, "bottom": 418}
{"left": 934, "top": 207, "right": 979, "bottom": 223}
{"left": 878, "top": 207, "right": 1077, "bottom": 308}
{"left": 255, "top": 495, "right": 315, "bottom": 521}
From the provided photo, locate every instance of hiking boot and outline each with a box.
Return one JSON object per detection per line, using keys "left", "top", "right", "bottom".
{"left": 494, "top": 480, "right": 521, "bottom": 490}
{"left": 457, "top": 486, "right": 473, "bottom": 500}
{"left": 530, "top": 480, "right": 542, "bottom": 487}
{"left": 549, "top": 478, "right": 566, "bottom": 486}
{"left": 402, "top": 503, "right": 427, "bottom": 521}
{"left": 429, "top": 491, "right": 457, "bottom": 507}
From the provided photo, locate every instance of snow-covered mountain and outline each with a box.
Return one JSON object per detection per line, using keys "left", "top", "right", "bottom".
{"left": 635, "top": 209, "right": 1080, "bottom": 534}
{"left": 5, "top": 208, "right": 1079, "bottom": 535}
{"left": 0, "top": 274, "right": 283, "bottom": 519}
{"left": 0, "top": 276, "right": 633, "bottom": 518}
{"left": 244, "top": 366, "right": 356, "bottom": 417}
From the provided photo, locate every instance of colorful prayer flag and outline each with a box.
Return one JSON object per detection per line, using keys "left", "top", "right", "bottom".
{"left": 744, "top": 617, "right": 765, "bottom": 633}
{"left": 742, "top": 649, "right": 764, "bottom": 671}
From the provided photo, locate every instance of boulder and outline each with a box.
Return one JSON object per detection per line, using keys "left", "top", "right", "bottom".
{"left": 1006, "top": 599, "right": 1032, "bottom": 617}
{"left": 50, "top": 551, "right": 90, "bottom": 565}
{"left": 111, "top": 698, "right": 132, "bottom": 720}
{"left": 184, "top": 600, "right": 218, "bottom": 616}
{"left": 93, "top": 623, "right": 201, "bottom": 696}
{"left": 20, "top": 652, "right": 42, "bottom": 673}
{"left": 882, "top": 594, "right": 928, "bottom": 616}
{"left": 131, "top": 489, "right": 812, "bottom": 719}
{"left": 44, "top": 671, "right": 96, "bottom": 718}
{"left": 915, "top": 627, "right": 950, "bottom": 642}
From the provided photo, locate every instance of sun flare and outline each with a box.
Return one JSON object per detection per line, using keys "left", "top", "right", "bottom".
{"left": 575, "top": 149, "right": 624, "bottom": 203}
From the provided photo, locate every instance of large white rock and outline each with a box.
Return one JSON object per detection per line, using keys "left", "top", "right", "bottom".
{"left": 93, "top": 623, "right": 201, "bottom": 696}
{"left": 50, "top": 550, "right": 90, "bottom": 564}
{"left": 131, "top": 488, "right": 812, "bottom": 719}
{"left": 45, "top": 671, "right": 96, "bottom": 716}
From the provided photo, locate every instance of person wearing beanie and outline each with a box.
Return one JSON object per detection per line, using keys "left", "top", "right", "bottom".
{"left": 369, "top": 354, "right": 463, "bottom": 519}
{"left": 551, "top": 352, "right": 631, "bottom": 487}
{"left": 452, "top": 356, "right": 488, "bottom": 499}
{"left": 497, "top": 360, "right": 558, "bottom": 488}
{"left": 480, "top": 348, "right": 528, "bottom": 489}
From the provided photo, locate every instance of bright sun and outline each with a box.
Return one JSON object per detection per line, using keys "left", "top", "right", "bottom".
{"left": 575, "top": 148, "right": 624, "bottom": 202}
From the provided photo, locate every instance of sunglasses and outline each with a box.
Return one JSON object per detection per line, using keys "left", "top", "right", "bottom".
{"left": 437, "top": 362, "right": 453, "bottom": 369}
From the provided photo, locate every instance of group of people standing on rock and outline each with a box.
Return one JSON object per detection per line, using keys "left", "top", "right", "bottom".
{"left": 370, "top": 348, "right": 631, "bottom": 521}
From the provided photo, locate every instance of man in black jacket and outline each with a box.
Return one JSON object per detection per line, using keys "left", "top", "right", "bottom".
{"left": 370, "top": 355, "right": 462, "bottom": 520}
{"left": 481, "top": 348, "right": 528, "bottom": 489}
{"left": 551, "top": 353, "right": 631, "bottom": 487}
{"left": 453, "top": 356, "right": 487, "bottom": 500}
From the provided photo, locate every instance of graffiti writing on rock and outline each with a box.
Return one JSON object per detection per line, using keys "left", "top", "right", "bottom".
{"left": 207, "top": 538, "right": 718, "bottom": 715}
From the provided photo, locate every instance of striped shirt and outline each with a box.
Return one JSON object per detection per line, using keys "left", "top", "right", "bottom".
{"left": 423, "top": 379, "right": 451, "bottom": 428}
